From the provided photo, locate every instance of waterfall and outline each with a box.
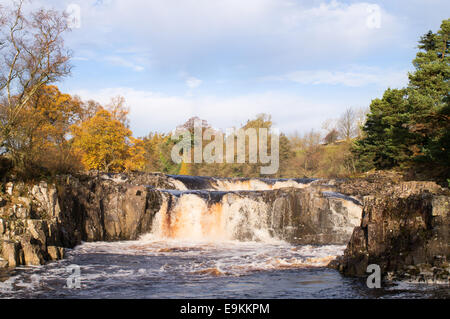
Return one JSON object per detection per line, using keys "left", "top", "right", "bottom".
{"left": 150, "top": 175, "right": 315, "bottom": 242}
{"left": 166, "top": 174, "right": 317, "bottom": 191}
{"left": 144, "top": 175, "right": 362, "bottom": 245}
{"left": 150, "top": 191, "right": 278, "bottom": 243}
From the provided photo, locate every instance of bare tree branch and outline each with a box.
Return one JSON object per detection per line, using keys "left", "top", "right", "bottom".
{"left": 0, "top": 1, "right": 72, "bottom": 156}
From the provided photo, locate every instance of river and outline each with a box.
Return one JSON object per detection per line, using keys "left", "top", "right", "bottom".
{"left": 0, "top": 175, "right": 447, "bottom": 299}
{"left": 0, "top": 237, "right": 446, "bottom": 298}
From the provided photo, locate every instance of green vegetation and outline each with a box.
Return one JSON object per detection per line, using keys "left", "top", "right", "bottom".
{"left": 354, "top": 19, "right": 449, "bottom": 182}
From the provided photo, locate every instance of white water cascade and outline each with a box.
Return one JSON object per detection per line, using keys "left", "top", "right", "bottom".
{"left": 144, "top": 175, "right": 362, "bottom": 246}
{"left": 150, "top": 192, "right": 278, "bottom": 243}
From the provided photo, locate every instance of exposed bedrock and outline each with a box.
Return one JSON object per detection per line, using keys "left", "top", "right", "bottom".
{"left": 254, "top": 188, "right": 362, "bottom": 244}
{"left": 329, "top": 180, "right": 449, "bottom": 283}
{"left": 0, "top": 175, "right": 164, "bottom": 267}
{"left": 0, "top": 173, "right": 362, "bottom": 268}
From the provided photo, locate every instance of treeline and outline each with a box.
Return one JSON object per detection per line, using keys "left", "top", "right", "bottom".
{"left": 0, "top": 1, "right": 364, "bottom": 180}
{"left": 0, "top": 81, "right": 369, "bottom": 179}
{"left": 0, "top": 2, "right": 448, "bottom": 184}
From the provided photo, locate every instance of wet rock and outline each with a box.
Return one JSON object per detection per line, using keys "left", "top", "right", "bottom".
{"left": 102, "top": 186, "right": 161, "bottom": 240}
{"left": 5, "top": 182, "right": 14, "bottom": 195}
{"left": 262, "top": 188, "right": 362, "bottom": 244}
{"left": 25, "top": 220, "right": 49, "bottom": 246}
{"left": 1, "top": 240, "right": 24, "bottom": 267}
{"left": 0, "top": 172, "right": 447, "bottom": 278}
{"left": 31, "top": 182, "right": 61, "bottom": 218}
{"left": 97, "top": 171, "right": 176, "bottom": 189}
{"left": 432, "top": 196, "right": 449, "bottom": 218}
{"left": 14, "top": 205, "right": 31, "bottom": 219}
{"left": 334, "top": 181, "right": 450, "bottom": 279}
{"left": 47, "top": 246, "right": 65, "bottom": 260}
{"left": 18, "top": 197, "right": 31, "bottom": 207}
{"left": 19, "top": 234, "right": 47, "bottom": 265}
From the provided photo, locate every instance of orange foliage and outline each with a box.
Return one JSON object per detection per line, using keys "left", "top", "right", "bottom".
{"left": 71, "top": 109, "right": 132, "bottom": 172}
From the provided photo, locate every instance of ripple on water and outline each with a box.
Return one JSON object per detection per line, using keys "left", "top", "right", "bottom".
{"left": 0, "top": 238, "right": 446, "bottom": 298}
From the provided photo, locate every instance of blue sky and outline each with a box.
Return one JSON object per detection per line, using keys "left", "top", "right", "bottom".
{"left": 10, "top": 0, "right": 450, "bottom": 136}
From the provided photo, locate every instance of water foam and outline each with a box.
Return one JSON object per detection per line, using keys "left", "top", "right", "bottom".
{"left": 150, "top": 192, "right": 280, "bottom": 243}
{"left": 167, "top": 175, "right": 316, "bottom": 191}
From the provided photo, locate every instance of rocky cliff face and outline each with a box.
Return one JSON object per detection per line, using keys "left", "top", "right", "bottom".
{"left": 0, "top": 174, "right": 167, "bottom": 268}
{"left": 258, "top": 188, "right": 362, "bottom": 244}
{"left": 0, "top": 173, "right": 362, "bottom": 268}
{"left": 329, "top": 179, "right": 449, "bottom": 283}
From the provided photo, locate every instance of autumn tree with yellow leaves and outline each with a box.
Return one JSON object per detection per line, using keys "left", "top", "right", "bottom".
{"left": 71, "top": 109, "right": 131, "bottom": 172}
{"left": 25, "top": 85, "right": 84, "bottom": 173}
{"left": 1, "top": 84, "right": 84, "bottom": 176}
{"left": 124, "top": 137, "right": 147, "bottom": 172}
{"left": 178, "top": 161, "right": 191, "bottom": 175}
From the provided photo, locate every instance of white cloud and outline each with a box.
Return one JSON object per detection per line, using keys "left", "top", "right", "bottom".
{"left": 73, "top": 87, "right": 355, "bottom": 137}
{"left": 266, "top": 65, "right": 410, "bottom": 88}
{"left": 185, "top": 77, "right": 202, "bottom": 89}
{"left": 55, "top": 0, "right": 404, "bottom": 70}
{"left": 104, "top": 56, "right": 145, "bottom": 72}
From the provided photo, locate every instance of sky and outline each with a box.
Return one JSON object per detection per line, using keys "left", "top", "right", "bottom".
{"left": 5, "top": 0, "right": 450, "bottom": 136}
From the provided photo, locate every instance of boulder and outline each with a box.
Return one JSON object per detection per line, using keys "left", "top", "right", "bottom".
{"left": 1, "top": 240, "right": 24, "bottom": 267}
{"left": 102, "top": 186, "right": 160, "bottom": 240}
{"left": 262, "top": 188, "right": 362, "bottom": 244}
{"left": 19, "top": 234, "right": 47, "bottom": 265}
{"left": 334, "top": 185, "right": 450, "bottom": 280}
{"left": 25, "top": 220, "right": 49, "bottom": 246}
{"left": 5, "top": 182, "right": 14, "bottom": 195}
{"left": 0, "top": 258, "right": 7, "bottom": 268}
{"left": 14, "top": 205, "right": 31, "bottom": 219}
{"left": 47, "top": 246, "right": 65, "bottom": 260}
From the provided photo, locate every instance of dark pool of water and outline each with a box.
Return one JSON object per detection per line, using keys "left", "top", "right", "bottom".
{"left": 0, "top": 240, "right": 447, "bottom": 299}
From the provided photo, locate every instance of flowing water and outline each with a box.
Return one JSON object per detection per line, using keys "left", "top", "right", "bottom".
{"left": 1, "top": 237, "right": 446, "bottom": 299}
{"left": 0, "top": 176, "right": 447, "bottom": 299}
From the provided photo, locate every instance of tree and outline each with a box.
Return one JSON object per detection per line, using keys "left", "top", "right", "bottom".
{"left": 124, "top": 137, "right": 147, "bottom": 172}
{"left": 71, "top": 109, "right": 132, "bottom": 172}
{"left": 243, "top": 113, "right": 272, "bottom": 130}
{"left": 178, "top": 160, "right": 191, "bottom": 175}
{"left": 287, "top": 129, "right": 323, "bottom": 177}
{"left": 177, "top": 116, "right": 210, "bottom": 134}
{"left": 324, "top": 129, "right": 339, "bottom": 144}
{"left": 140, "top": 132, "right": 166, "bottom": 172}
{"left": 80, "top": 99, "right": 102, "bottom": 121}
{"left": 354, "top": 19, "right": 450, "bottom": 180}
{"left": 25, "top": 85, "right": 83, "bottom": 173}
{"left": 277, "top": 133, "right": 294, "bottom": 177}
{"left": 0, "top": 83, "right": 83, "bottom": 176}
{"left": 0, "top": 1, "right": 71, "bottom": 168}
{"left": 407, "top": 19, "right": 450, "bottom": 171}
{"left": 353, "top": 88, "right": 413, "bottom": 170}
{"left": 107, "top": 95, "right": 130, "bottom": 128}
{"left": 337, "top": 108, "right": 358, "bottom": 140}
